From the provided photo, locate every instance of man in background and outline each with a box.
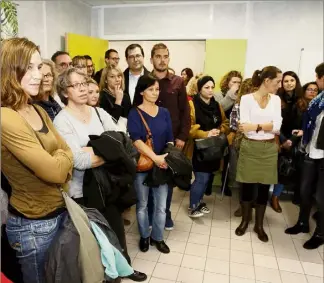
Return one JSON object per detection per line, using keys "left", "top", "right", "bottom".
{"left": 94, "top": 49, "right": 120, "bottom": 84}
{"left": 51, "top": 51, "right": 72, "bottom": 74}
{"left": 124, "top": 44, "right": 150, "bottom": 103}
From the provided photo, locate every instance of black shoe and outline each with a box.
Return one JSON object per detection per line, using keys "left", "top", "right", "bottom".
{"left": 285, "top": 222, "right": 310, "bottom": 235}
{"left": 254, "top": 204, "right": 269, "bottom": 243}
{"left": 139, "top": 237, "right": 150, "bottom": 252}
{"left": 127, "top": 270, "right": 148, "bottom": 282}
{"left": 303, "top": 234, "right": 324, "bottom": 250}
{"left": 150, "top": 238, "right": 170, "bottom": 254}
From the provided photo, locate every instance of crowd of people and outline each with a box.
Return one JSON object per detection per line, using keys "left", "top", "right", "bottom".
{"left": 1, "top": 37, "right": 324, "bottom": 283}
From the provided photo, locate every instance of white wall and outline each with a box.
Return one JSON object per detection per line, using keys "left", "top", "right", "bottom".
{"left": 92, "top": 1, "right": 323, "bottom": 84}
{"left": 16, "top": 0, "right": 92, "bottom": 59}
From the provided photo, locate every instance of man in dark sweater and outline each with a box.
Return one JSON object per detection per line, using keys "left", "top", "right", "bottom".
{"left": 94, "top": 49, "right": 120, "bottom": 84}
{"left": 148, "top": 43, "right": 190, "bottom": 230}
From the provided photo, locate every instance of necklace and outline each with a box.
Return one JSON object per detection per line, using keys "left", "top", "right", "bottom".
{"left": 66, "top": 106, "right": 90, "bottom": 123}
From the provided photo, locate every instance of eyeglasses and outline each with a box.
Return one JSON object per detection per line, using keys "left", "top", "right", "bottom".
{"left": 128, "top": 54, "right": 142, "bottom": 61}
{"left": 75, "top": 65, "right": 86, "bottom": 69}
{"left": 59, "top": 62, "right": 73, "bottom": 69}
{"left": 306, "top": 88, "right": 318, "bottom": 92}
{"left": 67, "top": 82, "right": 89, "bottom": 89}
{"left": 43, "top": 73, "right": 53, "bottom": 79}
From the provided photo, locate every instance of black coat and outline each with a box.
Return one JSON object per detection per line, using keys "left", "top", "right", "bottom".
{"left": 123, "top": 67, "right": 150, "bottom": 100}
{"left": 83, "top": 131, "right": 138, "bottom": 212}
{"left": 99, "top": 89, "right": 132, "bottom": 121}
{"left": 44, "top": 208, "right": 122, "bottom": 283}
{"left": 144, "top": 144, "right": 192, "bottom": 191}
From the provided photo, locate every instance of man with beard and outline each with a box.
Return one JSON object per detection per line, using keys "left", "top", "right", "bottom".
{"left": 147, "top": 43, "right": 190, "bottom": 230}
{"left": 124, "top": 44, "right": 150, "bottom": 103}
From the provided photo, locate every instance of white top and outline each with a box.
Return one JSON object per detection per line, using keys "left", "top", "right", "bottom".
{"left": 53, "top": 92, "right": 65, "bottom": 108}
{"left": 240, "top": 93, "right": 282, "bottom": 140}
{"left": 54, "top": 107, "right": 123, "bottom": 199}
{"left": 128, "top": 69, "right": 144, "bottom": 103}
{"left": 307, "top": 110, "right": 324, "bottom": 159}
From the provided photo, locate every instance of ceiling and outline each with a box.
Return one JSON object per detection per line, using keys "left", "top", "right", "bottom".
{"left": 81, "top": 0, "right": 212, "bottom": 7}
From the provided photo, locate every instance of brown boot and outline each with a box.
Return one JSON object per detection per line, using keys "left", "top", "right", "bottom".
{"left": 235, "top": 202, "right": 252, "bottom": 236}
{"left": 270, "top": 195, "right": 282, "bottom": 213}
{"left": 254, "top": 204, "right": 269, "bottom": 242}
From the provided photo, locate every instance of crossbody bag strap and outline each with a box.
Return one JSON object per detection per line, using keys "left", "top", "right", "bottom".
{"left": 136, "top": 108, "right": 152, "bottom": 137}
{"left": 94, "top": 107, "right": 104, "bottom": 126}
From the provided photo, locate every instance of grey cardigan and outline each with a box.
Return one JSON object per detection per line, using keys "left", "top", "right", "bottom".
{"left": 214, "top": 90, "right": 237, "bottom": 112}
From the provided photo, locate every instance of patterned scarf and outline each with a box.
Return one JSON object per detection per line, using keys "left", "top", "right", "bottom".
{"left": 302, "top": 91, "right": 324, "bottom": 145}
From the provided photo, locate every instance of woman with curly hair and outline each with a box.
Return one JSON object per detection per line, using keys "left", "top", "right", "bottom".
{"left": 214, "top": 70, "right": 243, "bottom": 196}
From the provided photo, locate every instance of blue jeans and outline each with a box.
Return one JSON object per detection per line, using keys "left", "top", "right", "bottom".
{"left": 6, "top": 212, "right": 66, "bottom": 283}
{"left": 148, "top": 184, "right": 173, "bottom": 228}
{"left": 134, "top": 173, "right": 168, "bottom": 241}
{"left": 190, "top": 172, "right": 212, "bottom": 209}
{"left": 273, "top": 183, "right": 284, "bottom": 197}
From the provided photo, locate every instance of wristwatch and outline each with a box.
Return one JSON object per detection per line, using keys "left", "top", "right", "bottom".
{"left": 256, "top": 124, "right": 262, "bottom": 133}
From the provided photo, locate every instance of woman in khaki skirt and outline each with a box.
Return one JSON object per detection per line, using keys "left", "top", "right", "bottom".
{"left": 235, "top": 66, "right": 283, "bottom": 242}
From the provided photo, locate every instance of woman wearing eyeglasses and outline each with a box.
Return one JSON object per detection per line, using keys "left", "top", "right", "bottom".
{"left": 53, "top": 68, "right": 147, "bottom": 282}
{"left": 34, "top": 59, "right": 62, "bottom": 120}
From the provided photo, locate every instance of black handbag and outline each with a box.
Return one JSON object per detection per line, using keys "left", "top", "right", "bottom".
{"left": 278, "top": 155, "right": 296, "bottom": 177}
{"left": 195, "top": 133, "right": 228, "bottom": 162}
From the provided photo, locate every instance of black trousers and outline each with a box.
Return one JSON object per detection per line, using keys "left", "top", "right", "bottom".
{"left": 241, "top": 183, "right": 270, "bottom": 205}
{"left": 298, "top": 157, "right": 324, "bottom": 235}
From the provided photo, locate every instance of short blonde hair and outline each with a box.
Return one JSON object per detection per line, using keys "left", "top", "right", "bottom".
{"left": 99, "top": 63, "right": 125, "bottom": 92}
{"left": 41, "top": 59, "right": 58, "bottom": 97}
{"left": 186, "top": 73, "right": 204, "bottom": 97}
{"left": 72, "top": 55, "right": 86, "bottom": 68}
{"left": 87, "top": 77, "right": 98, "bottom": 86}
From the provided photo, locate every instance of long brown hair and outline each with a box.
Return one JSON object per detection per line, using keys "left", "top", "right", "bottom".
{"left": 251, "top": 66, "right": 282, "bottom": 87}
{"left": 1, "top": 38, "right": 43, "bottom": 110}
{"left": 219, "top": 70, "right": 243, "bottom": 94}
{"left": 296, "top": 81, "right": 319, "bottom": 112}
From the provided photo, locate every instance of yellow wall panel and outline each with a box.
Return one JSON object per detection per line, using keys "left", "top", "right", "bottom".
{"left": 65, "top": 33, "right": 109, "bottom": 72}
{"left": 204, "top": 39, "right": 247, "bottom": 91}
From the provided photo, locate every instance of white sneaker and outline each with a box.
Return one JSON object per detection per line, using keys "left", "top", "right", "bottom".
{"left": 189, "top": 209, "right": 204, "bottom": 218}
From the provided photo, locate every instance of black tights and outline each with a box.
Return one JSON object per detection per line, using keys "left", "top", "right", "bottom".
{"left": 241, "top": 183, "right": 270, "bottom": 205}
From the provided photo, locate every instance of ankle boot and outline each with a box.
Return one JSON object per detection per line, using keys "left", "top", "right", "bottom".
{"left": 235, "top": 202, "right": 252, "bottom": 236}
{"left": 254, "top": 204, "right": 269, "bottom": 242}
{"left": 285, "top": 221, "right": 309, "bottom": 235}
{"left": 270, "top": 195, "right": 282, "bottom": 213}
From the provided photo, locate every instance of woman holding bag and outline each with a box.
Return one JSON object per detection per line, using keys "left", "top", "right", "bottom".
{"left": 1, "top": 38, "right": 73, "bottom": 283}
{"left": 128, "top": 75, "right": 173, "bottom": 254}
{"left": 184, "top": 75, "right": 230, "bottom": 218}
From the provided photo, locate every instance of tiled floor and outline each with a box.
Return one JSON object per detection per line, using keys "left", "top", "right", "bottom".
{"left": 123, "top": 188, "right": 323, "bottom": 283}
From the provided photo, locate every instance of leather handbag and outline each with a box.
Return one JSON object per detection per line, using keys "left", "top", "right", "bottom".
{"left": 136, "top": 108, "right": 154, "bottom": 172}
{"left": 195, "top": 133, "right": 228, "bottom": 162}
